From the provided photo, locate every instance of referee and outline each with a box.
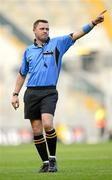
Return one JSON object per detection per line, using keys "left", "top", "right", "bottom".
{"left": 11, "top": 10, "right": 106, "bottom": 173}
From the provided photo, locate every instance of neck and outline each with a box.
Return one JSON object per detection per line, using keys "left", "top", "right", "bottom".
{"left": 36, "top": 39, "right": 45, "bottom": 47}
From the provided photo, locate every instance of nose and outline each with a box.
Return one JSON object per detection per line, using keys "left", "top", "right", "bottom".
{"left": 43, "top": 28, "right": 48, "bottom": 33}
{"left": 44, "top": 29, "right": 47, "bottom": 33}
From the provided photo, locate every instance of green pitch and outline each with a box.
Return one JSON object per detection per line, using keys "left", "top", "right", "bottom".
{"left": 0, "top": 142, "right": 112, "bottom": 180}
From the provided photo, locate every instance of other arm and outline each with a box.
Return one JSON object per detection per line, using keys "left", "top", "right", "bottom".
{"left": 11, "top": 73, "right": 26, "bottom": 110}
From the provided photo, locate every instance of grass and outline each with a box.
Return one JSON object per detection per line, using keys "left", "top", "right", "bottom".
{"left": 0, "top": 142, "right": 112, "bottom": 180}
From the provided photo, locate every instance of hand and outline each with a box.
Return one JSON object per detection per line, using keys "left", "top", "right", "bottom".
{"left": 11, "top": 96, "right": 19, "bottom": 110}
{"left": 92, "top": 10, "right": 107, "bottom": 25}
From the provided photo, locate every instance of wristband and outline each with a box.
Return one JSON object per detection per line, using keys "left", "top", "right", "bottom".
{"left": 83, "top": 24, "right": 93, "bottom": 33}
{"left": 13, "top": 92, "right": 19, "bottom": 96}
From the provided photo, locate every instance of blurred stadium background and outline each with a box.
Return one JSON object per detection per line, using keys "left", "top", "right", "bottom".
{"left": 0, "top": 0, "right": 112, "bottom": 145}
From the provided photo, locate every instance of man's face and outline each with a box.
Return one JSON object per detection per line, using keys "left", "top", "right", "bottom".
{"left": 33, "top": 22, "right": 49, "bottom": 42}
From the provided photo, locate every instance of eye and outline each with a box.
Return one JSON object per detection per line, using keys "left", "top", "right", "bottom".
{"left": 40, "top": 28, "right": 49, "bottom": 31}
{"left": 40, "top": 28, "right": 44, "bottom": 30}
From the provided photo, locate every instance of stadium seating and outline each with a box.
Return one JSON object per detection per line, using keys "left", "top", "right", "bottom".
{"left": 0, "top": 0, "right": 112, "bottom": 143}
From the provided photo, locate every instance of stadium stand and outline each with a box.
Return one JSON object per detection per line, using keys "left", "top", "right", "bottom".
{"left": 0, "top": 0, "right": 112, "bottom": 144}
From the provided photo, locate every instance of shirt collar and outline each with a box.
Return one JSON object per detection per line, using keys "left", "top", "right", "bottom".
{"left": 34, "top": 37, "right": 50, "bottom": 47}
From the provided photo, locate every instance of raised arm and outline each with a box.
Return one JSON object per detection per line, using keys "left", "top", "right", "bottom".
{"left": 72, "top": 10, "right": 107, "bottom": 41}
{"left": 11, "top": 73, "right": 26, "bottom": 110}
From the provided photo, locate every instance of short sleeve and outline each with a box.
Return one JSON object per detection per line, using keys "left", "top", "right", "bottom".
{"left": 19, "top": 50, "right": 29, "bottom": 76}
{"left": 57, "top": 34, "right": 76, "bottom": 55}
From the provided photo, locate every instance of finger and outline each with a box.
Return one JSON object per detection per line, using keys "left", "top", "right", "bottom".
{"left": 99, "top": 10, "right": 107, "bottom": 15}
{"left": 13, "top": 105, "right": 17, "bottom": 110}
{"left": 14, "top": 105, "right": 18, "bottom": 110}
{"left": 12, "top": 102, "right": 18, "bottom": 110}
{"left": 15, "top": 102, "right": 19, "bottom": 108}
{"left": 12, "top": 102, "right": 15, "bottom": 107}
{"left": 16, "top": 104, "right": 19, "bottom": 109}
{"left": 12, "top": 104, "right": 16, "bottom": 110}
{"left": 14, "top": 106, "right": 17, "bottom": 110}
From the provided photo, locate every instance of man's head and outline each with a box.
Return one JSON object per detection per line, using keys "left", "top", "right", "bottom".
{"left": 33, "top": 19, "right": 49, "bottom": 43}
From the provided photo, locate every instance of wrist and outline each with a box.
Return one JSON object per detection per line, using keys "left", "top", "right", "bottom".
{"left": 92, "top": 20, "right": 97, "bottom": 26}
{"left": 13, "top": 92, "right": 19, "bottom": 96}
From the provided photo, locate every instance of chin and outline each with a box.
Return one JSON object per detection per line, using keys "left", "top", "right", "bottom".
{"left": 42, "top": 37, "right": 48, "bottom": 42}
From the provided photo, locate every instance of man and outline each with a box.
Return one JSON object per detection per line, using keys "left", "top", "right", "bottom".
{"left": 95, "top": 104, "right": 106, "bottom": 139}
{"left": 11, "top": 10, "right": 106, "bottom": 173}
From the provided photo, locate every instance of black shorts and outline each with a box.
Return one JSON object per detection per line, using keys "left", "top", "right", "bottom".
{"left": 23, "top": 86, "right": 58, "bottom": 120}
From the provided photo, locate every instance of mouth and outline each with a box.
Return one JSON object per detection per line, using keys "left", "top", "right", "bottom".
{"left": 43, "top": 34, "right": 48, "bottom": 38}
{"left": 43, "top": 33, "right": 48, "bottom": 36}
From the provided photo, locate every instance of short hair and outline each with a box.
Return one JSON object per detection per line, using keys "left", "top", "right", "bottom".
{"left": 33, "top": 19, "right": 49, "bottom": 30}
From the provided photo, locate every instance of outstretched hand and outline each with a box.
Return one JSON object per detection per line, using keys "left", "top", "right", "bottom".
{"left": 92, "top": 10, "right": 107, "bottom": 25}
